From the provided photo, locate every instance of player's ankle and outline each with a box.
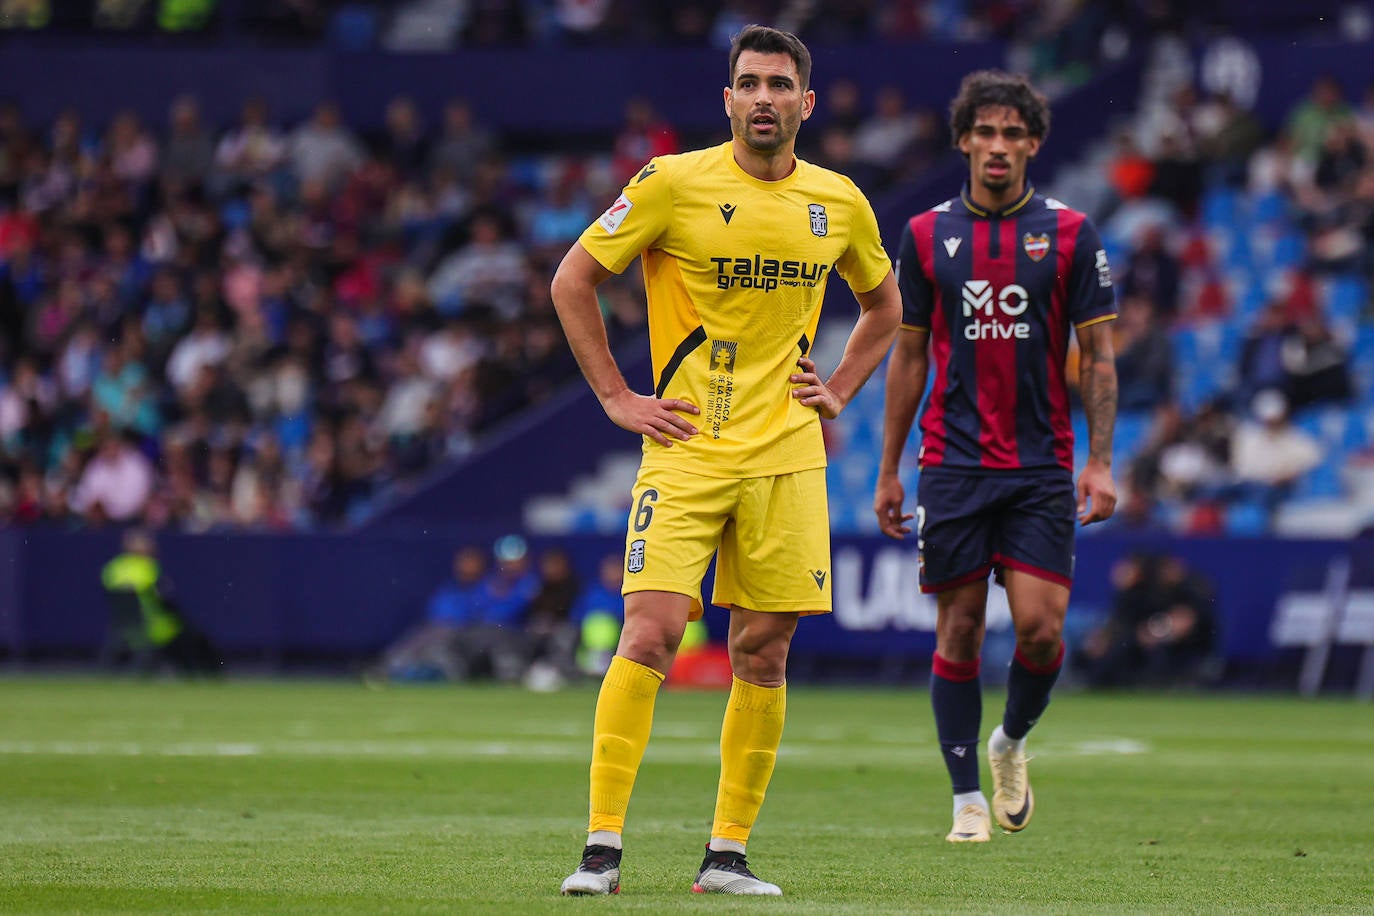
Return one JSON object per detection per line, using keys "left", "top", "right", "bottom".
{"left": 587, "top": 830, "right": 622, "bottom": 850}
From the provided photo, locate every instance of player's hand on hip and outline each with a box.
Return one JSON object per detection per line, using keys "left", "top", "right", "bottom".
{"left": 874, "top": 474, "right": 913, "bottom": 540}
{"left": 790, "top": 357, "right": 843, "bottom": 419}
{"left": 1076, "top": 458, "right": 1117, "bottom": 525}
{"left": 603, "top": 390, "right": 700, "bottom": 447}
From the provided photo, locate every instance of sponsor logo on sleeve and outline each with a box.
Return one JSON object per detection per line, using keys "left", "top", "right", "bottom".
{"left": 1094, "top": 249, "right": 1112, "bottom": 287}
{"left": 598, "top": 195, "right": 633, "bottom": 235}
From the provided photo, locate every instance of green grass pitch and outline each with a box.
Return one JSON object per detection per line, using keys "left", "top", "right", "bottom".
{"left": 1, "top": 678, "right": 1371, "bottom": 914}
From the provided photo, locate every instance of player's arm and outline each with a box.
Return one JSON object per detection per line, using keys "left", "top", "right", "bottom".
{"left": 874, "top": 326, "right": 928, "bottom": 539}
{"left": 549, "top": 242, "right": 699, "bottom": 447}
{"left": 1074, "top": 318, "right": 1118, "bottom": 524}
{"left": 792, "top": 271, "right": 901, "bottom": 419}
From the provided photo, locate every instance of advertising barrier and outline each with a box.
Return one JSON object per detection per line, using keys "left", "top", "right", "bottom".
{"left": 3, "top": 529, "right": 1370, "bottom": 691}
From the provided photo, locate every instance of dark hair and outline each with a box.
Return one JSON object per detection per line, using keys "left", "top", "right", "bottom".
{"left": 728, "top": 24, "right": 812, "bottom": 92}
{"left": 948, "top": 70, "right": 1050, "bottom": 145}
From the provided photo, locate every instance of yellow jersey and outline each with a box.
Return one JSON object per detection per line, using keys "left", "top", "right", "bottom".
{"left": 580, "top": 142, "right": 891, "bottom": 478}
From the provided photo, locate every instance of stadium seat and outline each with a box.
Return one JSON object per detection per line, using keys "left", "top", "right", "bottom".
{"left": 1225, "top": 500, "right": 1270, "bottom": 536}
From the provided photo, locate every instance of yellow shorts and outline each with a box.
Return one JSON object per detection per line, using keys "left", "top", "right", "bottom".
{"left": 621, "top": 464, "right": 832, "bottom": 619}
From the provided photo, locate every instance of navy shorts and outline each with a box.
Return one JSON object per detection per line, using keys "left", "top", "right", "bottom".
{"left": 915, "top": 467, "right": 1076, "bottom": 593}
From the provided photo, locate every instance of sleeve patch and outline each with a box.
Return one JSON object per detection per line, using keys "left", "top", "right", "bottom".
{"left": 597, "top": 195, "right": 633, "bottom": 235}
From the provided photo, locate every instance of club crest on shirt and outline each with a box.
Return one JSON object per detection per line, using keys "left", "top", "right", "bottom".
{"left": 1022, "top": 232, "right": 1050, "bottom": 262}
{"left": 627, "top": 539, "right": 646, "bottom": 574}
{"left": 808, "top": 203, "right": 828, "bottom": 237}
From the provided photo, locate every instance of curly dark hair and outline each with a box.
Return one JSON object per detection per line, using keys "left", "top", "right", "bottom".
{"left": 729, "top": 24, "right": 812, "bottom": 92}
{"left": 948, "top": 70, "right": 1050, "bottom": 146}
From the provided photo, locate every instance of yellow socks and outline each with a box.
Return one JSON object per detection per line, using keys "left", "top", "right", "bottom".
{"left": 711, "top": 676, "right": 787, "bottom": 845}
{"left": 587, "top": 656, "right": 664, "bottom": 835}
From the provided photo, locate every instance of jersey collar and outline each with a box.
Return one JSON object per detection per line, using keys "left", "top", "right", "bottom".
{"left": 959, "top": 182, "right": 1035, "bottom": 218}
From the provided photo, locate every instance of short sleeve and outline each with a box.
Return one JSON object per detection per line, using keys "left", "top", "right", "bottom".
{"left": 1068, "top": 217, "right": 1116, "bottom": 327}
{"left": 833, "top": 187, "right": 892, "bottom": 296}
{"left": 895, "top": 219, "right": 934, "bottom": 330}
{"left": 578, "top": 158, "right": 674, "bottom": 275}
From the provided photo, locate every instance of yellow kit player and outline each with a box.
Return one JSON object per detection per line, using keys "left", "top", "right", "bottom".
{"left": 551, "top": 23, "right": 901, "bottom": 897}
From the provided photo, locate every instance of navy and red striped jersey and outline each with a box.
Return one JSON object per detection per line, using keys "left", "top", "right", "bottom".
{"left": 895, "top": 183, "right": 1116, "bottom": 472}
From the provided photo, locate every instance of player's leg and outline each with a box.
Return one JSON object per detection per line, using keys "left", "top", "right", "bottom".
{"left": 561, "top": 590, "right": 690, "bottom": 896}
{"left": 916, "top": 469, "right": 997, "bottom": 842}
{"left": 562, "top": 467, "right": 728, "bottom": 896}
{"left": 933, "top": 582, "right": 993, "bottom": 842}
{"left": 688, "top": 606, "right": 795, "bottom": 896}
{"left": 690, "top": 469, "right": 821, "bottom": 895}
{"left": 987, "top": 473, "right": 1076, "bottom": 832}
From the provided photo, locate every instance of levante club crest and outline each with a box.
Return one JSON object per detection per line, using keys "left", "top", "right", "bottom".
{"left": 1022, "top": 232, "right": 1050, "bottom": 262}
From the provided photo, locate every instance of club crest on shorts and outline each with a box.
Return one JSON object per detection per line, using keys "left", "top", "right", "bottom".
{"left": 1022, "top": 232, "right": 1050, "bottom": 262}
{"left": 808, "top": 203, "right": 828, "bottom": 237}
{"left": 627, "top": 539, "right": 646, "bottom": 574}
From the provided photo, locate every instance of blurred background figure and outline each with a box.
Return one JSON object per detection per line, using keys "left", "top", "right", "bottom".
{"left": 522, "top": 544, "right": 582, "bottom": 691}
{"left": 372, "top": 543, "right": 490, "bottom": 682}
{"left": 1075, "top": 551, "right": 1218, "bottom": 689}
{"left": 571, "top": 552, "right": 625, "bottom": 679}
{"left": 99, "top": 527, "right": 220, "bottom": 675}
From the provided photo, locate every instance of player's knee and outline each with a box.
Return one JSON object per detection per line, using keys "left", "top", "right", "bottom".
{"left": 938, "top": 612, "right": 984, "bottom": 652}
{"left": 727, "top": 633, "right": 790, "bottom": 686}
{"left": 1015, "top": 618, "right": 1063, "bottom": 658}
{"left": 617, "top": 622, "right": 682, "bottom": 670}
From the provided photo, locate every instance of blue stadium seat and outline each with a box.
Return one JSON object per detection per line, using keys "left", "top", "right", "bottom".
{"left": 1250, "top": 189, "right": 1289, "bottom": 226}
{"left": 1225, "top": 499, "right": 1270, "bottom": 535}
{"left": 1201, "top": 187, "right": 1240, "bottom": 229}
{"left": 1294, "top": 460, "right": 1343, "bottom": 500}
{"left": 1115, "top": 411, "right": 1150, "bottom": 458}
{"left": 328, "top": 5, "right": 378, "bottom": 51}
{"left": 1271, "top": 231, "right": 1306, "bottom": 269}
{"left": 1326, "top": 274, "right": 1367, "bottom": 324}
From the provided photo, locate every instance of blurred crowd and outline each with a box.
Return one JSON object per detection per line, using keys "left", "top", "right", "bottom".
{"left": 1086, "top": 67, "right": 1374, "bottom": 534}
{"left": 0, "top": 91, "right": 668, "bottom": 530}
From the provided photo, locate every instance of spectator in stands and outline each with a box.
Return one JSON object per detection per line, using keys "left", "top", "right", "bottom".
{"left": 1228, "top": 388, "right": 1324, "bottom": 513}
{"left": 1285, "top": 74, "right": 1352, "bottom": 165}
{"left": 426, "top": 208, "right": 529, "bottom": 319}
{"left": 1238, "top": 299, "right": 1298, "bottom": 404}
{"left": 428, "top": 98, "right": 496, "bottom": 185}
{"left": 105, "top": 110, "right": 159, "bottom": 187}
{"left": 1282, "top": 315, "right": 1353, "bottom": 409}
{"left": 1075, "top": 551, "right": 1217, "bottom": 689}
{"left": 1113, "top": 294, "right": 1175, "bottom": 411}
{"left": 851, "top": 85, "right": 926, "bottom": 184}
{"left": 1129, "top": 399, "right": 1233, "bottom": 506}
{"left": 376, "top": 94, "right": 429, "bottom": 178}
{"left": 1195, "top": 90, "right": 1267, "bottom": 187}
{"left": 1119, "top": 223, "right": 1180, "bottom": 321}
{"left": 212, "top": 96, "right": 287, "bottom": 194}
{"left": 287, "top": 100, "right": 364, "bottom": 191}
{"left": 161, "top": 94, "right": 214, "bottom": 189}
{"left": 610, "top": 96, "right": 678, "bottom": 185}
{"left": 70, "top": 429, "right": 155, "bottom": 523}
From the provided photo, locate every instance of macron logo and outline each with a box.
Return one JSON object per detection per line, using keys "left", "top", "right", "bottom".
{"left": 943, "top": 237, "right": 962, "bottom": 258}
{"left": 598, "top": 195, "right": 632, "bottom": 235}
{"left": 962, "top": 279, "right": 993, "bottom": 314}
{"left": 952, "top": 746, "right": 967, "bottom": 758}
